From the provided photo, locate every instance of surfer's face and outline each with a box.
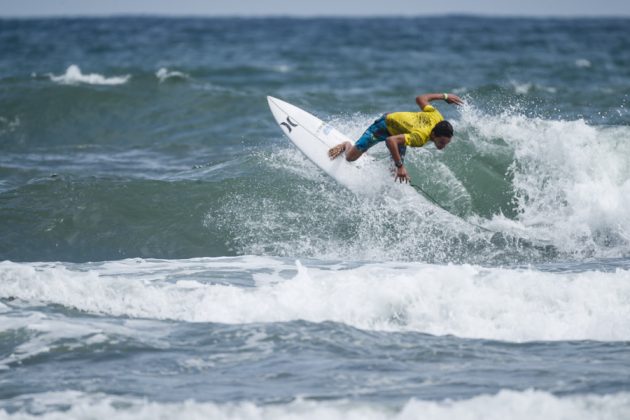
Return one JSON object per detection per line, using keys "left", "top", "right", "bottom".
{"left": 433, "top": 136, "right": 451, "bottom": 150}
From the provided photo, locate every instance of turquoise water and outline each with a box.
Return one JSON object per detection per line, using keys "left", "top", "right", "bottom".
{"left": 1, "top": 17, "right": 630, "bottom": 419}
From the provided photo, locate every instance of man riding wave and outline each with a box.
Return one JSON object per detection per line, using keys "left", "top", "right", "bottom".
{"left": 328, "top": 92, "right": 464, "bottom": 183}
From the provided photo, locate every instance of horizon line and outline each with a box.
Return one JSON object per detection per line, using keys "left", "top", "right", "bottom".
{"left": 2, "top": 12, "right": 630, "bottom": 19}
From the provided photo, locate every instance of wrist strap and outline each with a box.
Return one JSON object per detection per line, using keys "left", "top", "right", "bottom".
{"left": 443, "top": 93, "right": 449, "bottom": 100}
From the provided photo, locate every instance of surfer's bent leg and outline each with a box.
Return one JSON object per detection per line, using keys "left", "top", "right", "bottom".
{"left": 329, "top": 115, "right": 389, "bottom": 162}
{"left": 351, "top": 115, "right": 389, "bottom": 161}
{"left": 344, "top": 145, "right": 363, "bottom": 161}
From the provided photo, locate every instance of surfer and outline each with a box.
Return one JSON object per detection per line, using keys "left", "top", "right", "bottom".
{"left": 328, "top": 93, "right": 463, "bottom": 183}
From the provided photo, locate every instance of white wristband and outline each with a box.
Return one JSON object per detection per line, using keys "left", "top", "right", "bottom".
{"left": 443, "top": 93, "right": 449, "bottom": 100}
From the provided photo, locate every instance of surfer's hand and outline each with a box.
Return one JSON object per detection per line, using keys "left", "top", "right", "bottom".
{"left": 445, "top": 94, "right": 464, "bottom": 105}
{"left": 395, "top": 166, "right": 410, "bottom": 183}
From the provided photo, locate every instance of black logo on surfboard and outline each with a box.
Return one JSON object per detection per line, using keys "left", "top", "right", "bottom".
{"left": 279, "top": 116, "right": 298, "bottom": 133}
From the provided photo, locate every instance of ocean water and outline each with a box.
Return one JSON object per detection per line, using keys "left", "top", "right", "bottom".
{"left": 1, "top": 16, "right": 630, "bottom": 419}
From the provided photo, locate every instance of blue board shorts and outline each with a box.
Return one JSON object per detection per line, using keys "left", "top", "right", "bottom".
{"left": 354, "top": 115, "right": 406, "bottom": 159}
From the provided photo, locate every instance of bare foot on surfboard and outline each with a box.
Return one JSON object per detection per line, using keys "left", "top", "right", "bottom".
{"left": 328, "top": 144, "right": 345, "bottom": 159}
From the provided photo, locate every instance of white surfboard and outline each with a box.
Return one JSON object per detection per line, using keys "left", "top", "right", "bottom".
{"left": 267, "top": 96, "right": 373, "bottom": 192}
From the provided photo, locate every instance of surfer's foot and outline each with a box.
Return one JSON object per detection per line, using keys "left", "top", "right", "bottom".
{"left": 328, "top": 144, "right": 346, "bottom": 160}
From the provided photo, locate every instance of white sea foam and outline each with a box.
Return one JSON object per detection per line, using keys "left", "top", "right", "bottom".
{"left": 0, "top": 390, "right": 628, "bottom": 420}
{"left": 48, "top": 65, "right": 130, "bottom": 86}
{"left": 575, "top": 58, "right": 592, "bottom": 68}
{"left": 155, "top": 67, "right": 190, "bottom": 83}
{"left": 1, "top": 258, "right": 630, "bottom": 342}
{"left": 458, "top": 105, "right": 630, "bottom": 257}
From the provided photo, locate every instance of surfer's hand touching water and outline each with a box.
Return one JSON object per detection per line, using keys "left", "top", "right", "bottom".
{"left": 385, "top": 134, "right": 410, "bottom": 183}
{"left": 395, "top": 165, "right": 410, "bottom": 183}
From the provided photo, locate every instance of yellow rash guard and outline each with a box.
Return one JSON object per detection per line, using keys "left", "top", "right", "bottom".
{"left": 385, "top": 105, "right": 444, "bottom": 147}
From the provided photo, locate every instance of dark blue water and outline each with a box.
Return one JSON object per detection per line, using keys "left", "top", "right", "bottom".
{"left": 1, "top": 17, "right": 629, "bottom": 419}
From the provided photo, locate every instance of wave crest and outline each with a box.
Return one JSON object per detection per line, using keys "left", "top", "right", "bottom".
{"left": 156, "top": 67, "right": 190, "bottom": 83}
{"left": 2, "top": 257, "right": 630, "bottom": 342}
{"left": 48, "top": 65, "right": 130, "bottom": 86}
{"left": 1, "top": 390, "right": 628, "bottom": 420}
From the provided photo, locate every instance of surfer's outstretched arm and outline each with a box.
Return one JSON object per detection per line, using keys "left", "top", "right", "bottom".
{"left": 416, "top": 93, "right": 464, "bottom": 109}
{"left": 385, "top": 135, "right": 409, "bottom": 183}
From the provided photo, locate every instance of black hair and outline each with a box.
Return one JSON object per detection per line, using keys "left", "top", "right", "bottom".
{"left": 432, "top": 120, "right": 453, "bottom": 138}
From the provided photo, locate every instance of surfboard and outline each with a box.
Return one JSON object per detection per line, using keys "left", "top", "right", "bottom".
{"left": 267, "top": 96, "right": 372, "bottom": 192}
